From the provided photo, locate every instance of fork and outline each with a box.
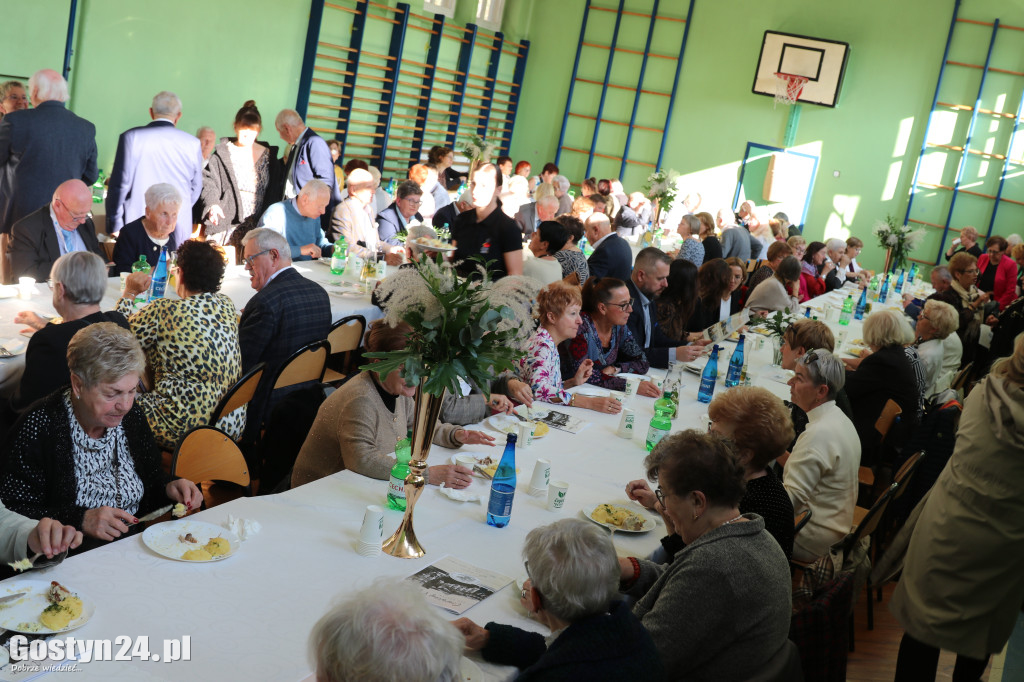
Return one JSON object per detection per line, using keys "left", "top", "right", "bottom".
{"left": 0, "top": 347, "right": 12, "bottom": 359}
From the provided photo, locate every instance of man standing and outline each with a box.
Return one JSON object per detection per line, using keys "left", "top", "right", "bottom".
{"left": 718, "top": 208, "right": 762, "bottom": 261}
{"left": 450, "top": 163, "right": 523, "bottom": 280}
{"left": 376, "top": 180, "right": 423, "bottom": 246}
{"left": 10, "top": 180, "right": 106, "bottom": 282}
{"left": 553, "top": 175, "right": 573, "bottom": 216}
{"left": 275, "top": 109, "right": 342, "bottom": 231}
{"left": 257, "top": 179, "right": 332, "bottom": 261}
{"left": 238, "top": 228, "right": 331, "bottom": 442}
{"left": 585, "top": 213, "right": 632, "bottom": 281}
{"left": 196, "top": 126, "right": 216, "bottom": 167}
{"left": 105, "top": 92, "right": 202, "bottom": 246}
{"left": 514, "top": 195, "right": 558, "bottom": 239}
{"left": 0, "top": 69, "right": 97, "bottom": 283}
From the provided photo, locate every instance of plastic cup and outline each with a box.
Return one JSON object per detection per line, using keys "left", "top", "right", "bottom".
{"left": 624, "top": 376, "right": 641, "bottom": 397}
{"left": 546, "top": 481, "right": 569, "bottom": 512}
{"left": 17, "top": 277, "right": 34, "bottom": 300}
{"left": 617, "top": 408, "right": 635, "bottom": 439}
{"left": 517, "top": 421, "right": 536, "bottom": 449}
{"left": 359, "top": 505, "right": 384, "bottom": 544}
{"left": 528, "top": 458, "right": 551, "bottom": 494}
{"left": 455, "top": 454, "right": 477, "bottom": 471}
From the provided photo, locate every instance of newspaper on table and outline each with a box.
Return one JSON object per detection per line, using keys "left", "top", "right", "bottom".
{"left": 703, "top": 309, "right": 752, "bottom": 343}
{"left": 406, "top": 556, "right": 513, "bottom": 615}
{"left": 528, "top": 408, "right": 588, "bottom": 434}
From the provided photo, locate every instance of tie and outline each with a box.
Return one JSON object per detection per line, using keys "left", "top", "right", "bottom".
{"left": 62, "top": 230, "right": 75, "bottom": 254}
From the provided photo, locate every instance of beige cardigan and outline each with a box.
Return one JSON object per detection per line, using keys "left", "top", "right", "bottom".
{"left": 291, "top": 371, "right": 463, "bottom": 488}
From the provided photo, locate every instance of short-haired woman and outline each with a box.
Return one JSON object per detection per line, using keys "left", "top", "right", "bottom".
{"left": 112, "top": 183, "right": 181, "bottom": 274}
{"left": 914, "top": 299, "right": 963, "bottom": 396}
{"left": 291, "top": 320, "right": 494, "bottom": 489}
{"left": 117, "top": 240, "right": 244, "bottom": 449}
{"left": 0, "top": 323, "right": 202, "bottom": 546}
{"left": 553, "top": 215, "right": 589, "bottom": 284}
{"left": 427, "top": 145, "right": 461, "bottom": 191}
{"left": 619, "top": 431, "right": 792, "bottom": 678}
{"left": 799, "top": 240, "right": 834, "bottom": 301}
{"left": 748, "top": 240, "right": 793, "bottom": 291}
{"left": 523, "top": 220, "right": 568, "bottom": 285}
{"left": 695, "top": 211, "right": 723, "bottom": 262}
{"left": 746, "top": 255, "right": 801, "bottom": 315}
{"left": 454, "top": 519, "right": 665, "bottom": 680}
{"left": 944, "top": 225, "right": 982, "bottom": 261}
{"left": 976, "top": 235, "right": 1019, "bottom": 310}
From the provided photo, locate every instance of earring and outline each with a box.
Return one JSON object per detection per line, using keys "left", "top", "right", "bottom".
{"left": 693, "top": 513, "right": 700, "bottom": 521}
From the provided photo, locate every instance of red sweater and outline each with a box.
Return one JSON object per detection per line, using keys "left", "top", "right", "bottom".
{"left": 977, "top": 254, "right": 1019, "bottom": 310}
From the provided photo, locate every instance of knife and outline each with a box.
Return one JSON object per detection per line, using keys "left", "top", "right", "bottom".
{"left": 0, "top": 592, "right": 26, "bottom": 605}
{"left": 132, "top": 504, "right": 174, "bottom": 525}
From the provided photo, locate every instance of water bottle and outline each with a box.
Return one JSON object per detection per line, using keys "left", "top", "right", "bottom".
{"left": 486, "top": 434, "right": 518, "bottom": 528}
{"left": 386, "top": 430, "right": 412, "bottom": 511}
{"left": 725, "top": 335, "right": 745, "bottom": 387}
{"left": 894, "top": 269, "right": 906, "bottom": 294}
{"left": 804, "top": 307, "right": 812, "bottom": 318}
{"left": 697, "top": 345, "right": 720, "bottom": 404}
{"left": 150, "top": 248, "right": 168, "bottom": 300}
{"left": 131, "top": 255, "right": 151, "bottom": 306}
{"left": 91, "top": 170, "right": 106, "bottom": 203}
{"left": 330, "top": 235, "right": 347, "bottom": 275}
{"left": 908, "top": 262, "right": 918, "bottom": 283}
{"left": 654, "top": 365, "right": 678, "bottom": 418}
{"left": 839, "top": 295, "right": 854, "bottom": 326}
{"left": 878, "top": 274, "right": 890, "bottom": 304}
{"left": 854, "top": 288, "right": 867, "bottom": 320}
{"left": 645, "top": 406, "right": 672, "bottom": 452}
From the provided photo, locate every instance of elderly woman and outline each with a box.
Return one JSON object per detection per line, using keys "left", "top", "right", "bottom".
{"left": 949, "top": 251, "right": 991, "bottom": 339}
{"left": 200, "top": 100, "right": 278, "bottom": 247}
{"left": 619, "top": 430, "right": 792, "bottom": 678}
{"left": 798, "top": 241, "right": 835, "bottom": 301}
{"left": 687, "top": 259, "right": 742, "bottom": 331}
{"left": 455, "top": 519, "right": 665, "bottom": 680}
{"left": 892, "top": 333, "right": 1024, "bottom": 682}
{"left": 746, "top": 254, "right": 801, "bottom": 315}
{"left": 561, "top": 277, "right": 657, "bottom": 395}
{"left": 117, "top": 240, "right": 244, "bottom": 449}
{"left": 977, "top": 235, "right": 1019, "bottom": 310}
{"left": 11, "top": 252, "right": 129, "bottom": 413}
{"left": 0, "top": 323, "right": 202, "bottom": 544}
{"left": 518, "top": 282, "right": 622, "bottom": 414}
{"left": 695, "top": 211, "right": 723, "bottom": 263}
{"left": 292, "top": 320, "right": 493, "bottom": 489}
{"left": 915, "top": 299, "right": 963, "bottom": 396}
{"left": 674, "top": 214, "right": 704, "bottom": 266}
{"left": 843, "top": 309, "right": 923, "bottom": 465}
{"left": 748, "top": 241, "right": 793, "bottom": 291}
{"left": 944, "top": 224, "right": 983, "bottom": 261}
{"left": 787, "top": 235, "right": 807, "bottom": 260}
{"left": 523, "top": 221, "right": 568, "bottom": 285}
{"left": 553, "top": 215, "right": 589, "bottom": 284}
{"left": 111, "top": 183, "right": 180, "bottom": 274}
{"left": 628, "top": 387, "right": 796, "bottom": 560}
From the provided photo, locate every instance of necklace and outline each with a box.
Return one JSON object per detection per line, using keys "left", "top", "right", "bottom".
{"left": 720, "top": 514, "right": 744, "bottom": 526}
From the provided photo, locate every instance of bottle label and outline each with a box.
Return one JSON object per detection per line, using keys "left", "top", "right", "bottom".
{"left": 487, "top": 485, "right": 515, "bottom": 518}
{"left": 646, "top": 424, "right": 668, "bottom": 447}
{"left": 698, "top": 376, "right": 716, "bottom": 400}
{"left": 388, "top": 476, "right": 406, "bottom": 499}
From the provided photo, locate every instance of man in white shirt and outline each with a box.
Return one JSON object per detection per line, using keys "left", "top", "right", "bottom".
{"left": 784, "top": 349, "right": 861, "bottom": 562}
{"left": 331, "top": 169, "right": 402, "bottom": 264}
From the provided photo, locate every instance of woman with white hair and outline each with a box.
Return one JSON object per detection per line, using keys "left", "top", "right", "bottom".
{"left": 112, "top": 183, "right": 181, "bottom": 274}
{"left": 914, "top": 299, "right": 963, "bottom": 395}
{"left": 454, "top": 519, "right": 665, "bottom": 680}
{"left": 944, "top": 225, "right": 983, "bottom": 261}
{"left": 310, "top": 578, "right": 463, "bottom": 682}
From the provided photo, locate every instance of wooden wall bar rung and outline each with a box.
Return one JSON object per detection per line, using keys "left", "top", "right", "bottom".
{"left": 431, "top": 86, "right": 460, "bottom": 97}
{"left": 345, "top": 129, "right": 386, "bottom": 138}
{"left": 927, "top": 141, "right": 1007, "bottom": 160}
{"left": 434, "top": 76, "right": 461, "bottom": 87}
{"left": 465, "top": 72, "right": 495, "bottom": 83}
{"left": 581, "top": 41, "right": 674, "bottom": 60}
{"left": 311, "top": 126, "right": 348, "bottom": 135}
{"left": 625, "top": 158, "right": 657, "bottom": 168}
{"left": 561, "top": 145, "right": 622, "bottom": 162}
{"left": 310, "top": 87, "right": 348, "bottom": 99}
{"left": 435, "top": 65, "right": 465, "bottom": 77}
{"left": 317, "top": 41, "right": 356, "bottom": 53}
{"left": 917, "top": 181, "right": 956, "bottom": 191}
{"left": 938, "top": 101, "right": 1019, "bottom": 119}
{"left": 324, "top": 2, "right": 358, "bottom": 15}
{"left": 908, "top": 218, "right": 949, "bottom": 229}
{"left": 349, "top": 118, "right": 389, "bottom": 128}
{"left": 344, "top": 142, "right": 383, "bottom": 149}
{"left": 956, "top": 17, "right": 1024, "bottom": 32}
{"left": 947, "top": 60, "right": 1024, "bottom": 78}
{"left": 407, "top": 23, "right": 439, "bottom": 36}
{"left": 590, "top": 5, "right": 685, "bottom": 23}
{"left": 403, "top": 58, "right": 434, "bottom": 70}
{"left": 386, "top": 145, "right": 416, "bottom": 152}
{"left": 367, "top": 12, "right": 400, "bottom": 25}
{"left": 398, "top": 68, "right": 430, "bottom": 80}
{"left": 316, "top": 52, "right": 354, "bottom": 66}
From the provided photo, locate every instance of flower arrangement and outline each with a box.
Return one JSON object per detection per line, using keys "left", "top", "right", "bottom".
{"left": 460, "top": 133, "right": 496, "bottom": 164}
{"left": 362, "top": 258, "right": 539, "bottom": 397}
{"left": 873, "top": 215, "right": 925, "bottom": 272}
{"left": 643, "top": 168, "right": 680, "bottom": 209}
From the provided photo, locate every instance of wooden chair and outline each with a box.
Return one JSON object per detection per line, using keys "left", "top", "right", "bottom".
{"left": 208, "top": 362, "right": 265, "bottom": 430}
{"left": 171, "top": 425, "right": 251, "bottom": 507}
{"left": 874, "top": 399, "right": 902, "bottom": 443}
{"left": 846, "top": 482, "right": 898, "bottom": 633}
{"left": 951, "top": 361, "right": 973, "bottom": 397}
{"left": 271, "top": 339, "right": 330, "bottom": 391}
{"left": 323, "top": 315, "right": 365, "bottom": 385}
{"left": 794, "top": 508, "right": 812, "bottom": 535}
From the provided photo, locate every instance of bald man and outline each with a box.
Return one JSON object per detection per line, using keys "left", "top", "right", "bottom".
{"left": 331, "top": 168, "right": 403, "bottom": 265}
{"left": 10, "top": 180, "right": 106, "bottom": 283}
{"left": 275, "top": 109, "right": 342, "bottom": 231}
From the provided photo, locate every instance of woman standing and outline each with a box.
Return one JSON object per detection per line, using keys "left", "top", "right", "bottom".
{"left": 200, "top": 100, "right": 278, "bottom": 248}
{"left": 944, "top": 225, "right": 983, "bottom": 261}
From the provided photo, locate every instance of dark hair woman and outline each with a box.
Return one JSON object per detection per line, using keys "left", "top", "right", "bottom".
{"left": 688, "top": 259, "right": 741, "bottom": 332}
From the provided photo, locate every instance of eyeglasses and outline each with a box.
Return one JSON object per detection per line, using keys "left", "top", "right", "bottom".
{"left": 402, "top": 197, "right": 422, "bottom": 206}
{"left": 243, "top": 248, "right": 273, "bottom": 268}
{"left": 56, "top": 198, "right": 92, "bottom": 224}
{"left": 654, "top": 487, "right": 666, "bottom": 507}
{"left": 608, "top": 298, "right": 634, "bottom": 311}
{"left": 46, "top": 279, "right": 55, "bottom": 290}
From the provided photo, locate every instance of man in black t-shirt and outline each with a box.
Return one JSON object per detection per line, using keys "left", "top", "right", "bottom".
{"left": 451, "top": 163, "right": 523, "bottom": 280}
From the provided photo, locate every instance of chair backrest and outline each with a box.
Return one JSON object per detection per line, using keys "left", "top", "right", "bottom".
{"left": 891, "top": 450, "right": 925, "bottom": 502}
{"left": 171, "top": 425, "right": 250, "bottom": 489}
{"left": 272, "top": 339, "right": 329, "bottom": 390}
{"left": 747, "top": 258, "right": 761, "bottom": 273}
{"left": 874, "top": 399, "right": 902, "bottom": 443}
{"left": 845, "top": 482, "right": 897, "bottom": 549}
{"left": 951, "top": 362, "right": 973, "bottom": 393}
{"left": 327, "top": 315, "right": 365, "bottom": 355}
{"left": 208, "top": 362, "right": 265, "bottom": 426}
{"left": 794, "top": 508, "right": 812, "bottom": 535}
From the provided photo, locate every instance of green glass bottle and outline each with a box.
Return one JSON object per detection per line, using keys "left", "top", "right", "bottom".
{"left": 645, "top": 406, "right": 672, "bottom": 452}
{"left": 386, "top": 430, "right": 412, "bottom": 511}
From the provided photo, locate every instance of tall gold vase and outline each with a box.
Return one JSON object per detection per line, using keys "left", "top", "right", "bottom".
{"left": 383, "top": 378, "right": 446, "bottom": 558}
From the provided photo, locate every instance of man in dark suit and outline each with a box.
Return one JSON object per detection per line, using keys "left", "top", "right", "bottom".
{"left": 238, "top": 227, "right": 331, "bottom": 442}
{"left": 275, "top": 110, "right": 343, "bottom": 233}
{"left": 10, "top": 180, "right": 106, "bottom": 283}
{"left": 625, "top": 247, "right": 706, "bottom": 369}
{"left": 105, "top": 91, "right": 203, "bottom": 246}
{"left": 514, "top": 195, "right": 558, "bottom": 240}
{"left": 432, "top": 191, "right": 472, "bottom": 231}
{"left": 585, "top": 213, "right": 633, "bottom": 281}
{"left": 0, "top": 69, "right": 98, "bottom": 283}
{"left": 376, "top": 180, "right": 423, "bottom": 246}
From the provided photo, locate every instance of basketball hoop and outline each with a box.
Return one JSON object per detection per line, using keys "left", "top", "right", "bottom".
{"left": 774, "top": 72, "right": 809, "bottom": 107}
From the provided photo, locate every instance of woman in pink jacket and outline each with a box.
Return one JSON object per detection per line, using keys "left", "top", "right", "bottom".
{"left": 977, "top": 235, "right": 1019, "bottom": 311}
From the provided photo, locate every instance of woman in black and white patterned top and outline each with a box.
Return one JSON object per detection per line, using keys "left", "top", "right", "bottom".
{"left": 0, "top": 323, "right": 202, "bottom": 549}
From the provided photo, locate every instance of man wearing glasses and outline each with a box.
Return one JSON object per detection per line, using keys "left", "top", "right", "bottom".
{"left": 9, "top": 179, "right": 106, "bottom": 283}
{"left": 375, "top": 180, "right": 424, "bottom": 246}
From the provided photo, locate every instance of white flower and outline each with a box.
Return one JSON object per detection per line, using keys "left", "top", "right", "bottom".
{"left": 887, "top": 234, "right": 898, "bottom": 246}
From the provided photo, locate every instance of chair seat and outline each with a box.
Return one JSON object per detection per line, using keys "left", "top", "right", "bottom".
{"left": 323, "top": 368, "right": 347, "bottom": 385}
{"left": 851, "top": 505, "right": 869, "bottom": 531}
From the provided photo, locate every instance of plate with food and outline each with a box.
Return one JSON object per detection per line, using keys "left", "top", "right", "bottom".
{"left": 410, "top": 236, "right": 456, "bottom": 253}
{"left": 448, "top": 453, "right": 517, "bottom": 479}
{"left": 582, "top": 503, "right": 656, "bottom": 533}
{"left": 0, "top": 580, "right": 94, "bottom": 634}
{"left": 485, "top": 414, "right": 549, "bottom": 438}
{"left": 142, "top": 520, "right": 240, "bottom": 562}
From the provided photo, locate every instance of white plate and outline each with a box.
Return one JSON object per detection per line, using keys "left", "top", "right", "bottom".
{"left": 581, "top": 504, "right": 656, "bottom": 533}
{"left": 409, "top": 237, "right": 456, "bottom": 253}
{"left": 572, "top": 385, "right": 609, "bottom": 397}
{"left": 142, "top": 520, "right": 240, "bottom": 562}
{"left": 0, "top": 338, "right": 27, "bottom": 356}
{"left": 0, "top": 285, "right": 18, "bottom": 299}
{"left": 485, "top": 414, "right": 547, "bottom": 438}
{"left": 0, "top": 580, "right": 94, "bottom": 634}
{"left": 460, "top": 657, "right": 484, "bottom": 682}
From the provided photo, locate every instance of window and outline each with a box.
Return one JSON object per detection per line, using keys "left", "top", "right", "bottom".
{"left": 423, "top": 0, "right": 455, "bottom": 18}
{"left": 476, "top": 0, "right": 504, "bottom": 30}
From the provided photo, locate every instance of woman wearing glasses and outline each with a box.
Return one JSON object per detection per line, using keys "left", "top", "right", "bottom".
{"left": 560, "top": 277, "right": 658, "bottom": 397}
{"left": 975, "top": 235, "right": 1018, "bottom": 311}
{"left": 619, "top": 431, "right": 793, "bottom": 679}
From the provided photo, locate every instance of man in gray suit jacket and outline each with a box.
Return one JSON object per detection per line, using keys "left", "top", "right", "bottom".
{"left": 105, "top": 91, "right": 203, "bottom": 245}
{"left": 514, "top": 195, "right": 558, "bottom": 239}
{"left": 0, "top": 70, "right": 97, "bottom": 282}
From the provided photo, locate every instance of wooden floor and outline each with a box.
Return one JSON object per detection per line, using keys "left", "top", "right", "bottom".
{"left": 846, "top": 582, "right": 998, "bottom": 682}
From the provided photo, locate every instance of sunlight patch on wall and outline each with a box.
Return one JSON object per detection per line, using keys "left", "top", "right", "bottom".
{"left": 824, "top": 194, "right": 860, "bottom": 240}
{"left": 893, "top": 117, "right": 915, "bottom": 158}
{"left": 918, "top": 150, "right": 949, "bottom": 186}
{"left": 882, "top": 161, "right": 903, "bottom": 201}
{"left": 927, "top": 111, "right": 959, "bottom": 146}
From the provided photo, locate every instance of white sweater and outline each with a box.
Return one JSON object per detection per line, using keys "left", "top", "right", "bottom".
{"left": 783, "top": 400, "right": 861, "bottom": 562}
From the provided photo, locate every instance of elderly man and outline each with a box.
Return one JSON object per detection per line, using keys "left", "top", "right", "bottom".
{"left": 718, "top": 208, "right": 761, "bottom": 261}
{"left": 238, "top": 228, "right": 331, "bottom": 442}
{"left": 105, "top": 92, "right": 203, "bottom": 245}
{"left": 823, "top": 237, "right": 866, "bottom": 290}
{"left": 257, "top": 179, "right": 331, "bottom": 261}
{"left": 903, "top": 266, "right": 959, "bottom": 321}
{"left": 0, "top": 70, "right": 97, "bottom": 283}
{"left": 432, "top": 190, "right": 471, "bottom": 231}
{"left": 784, "top": 349, "right": 861, "bottom": 562}
{"left": 10, "top": 180, "right": 106, "bottom": 283}
{"left": 332, "top": 168, "right": 402, "bottom": 264}
{"left": 553, "top": 175, "right": 573, "bottom": 216}
{"left": 585, "top": 212, "right": 632, "bottom": 281}
{"left": 0, "top": 81, "right": 29, "bottom": 120}
{"left": 515, "top": 194, "right": 558, "bottom": 239}
{"left": 275, "top": 110, "right": 342, "bottom": 227}
{"left": 625, "top": 247, "right": 706, "bottom": 368}
{"left": 196, "top": 126, "right": 216, "bottom": 166}
{"left": 451, "top": 163, "right": 523, "bottom": 280}
{"left": 376, "top": 180, "right": 423, "bottom": 246}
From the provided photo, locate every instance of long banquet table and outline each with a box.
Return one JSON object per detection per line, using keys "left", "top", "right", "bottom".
{"left": 0, "top": 280, "right": 922, "bottom": 680}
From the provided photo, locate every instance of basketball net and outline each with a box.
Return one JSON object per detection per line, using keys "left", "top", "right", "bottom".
{"left": 774, "top": 72, "right": 809, "bottom": 108}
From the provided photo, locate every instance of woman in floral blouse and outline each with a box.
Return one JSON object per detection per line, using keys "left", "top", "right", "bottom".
{"left": 560, "top": 278, "right": 652, "bottom": 397}
{"left": 516, "top": 282, "right": 624, "bottom": 414}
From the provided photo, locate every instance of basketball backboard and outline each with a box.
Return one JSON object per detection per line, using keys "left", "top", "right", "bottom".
{"left": 752, "top": 31, "right": 850, "bottom": 108}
